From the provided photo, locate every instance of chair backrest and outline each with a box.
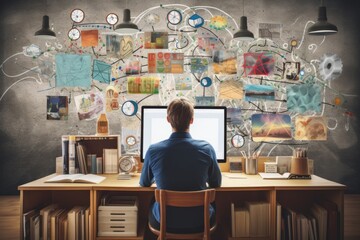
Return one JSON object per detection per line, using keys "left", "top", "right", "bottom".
{"left": 154, "top": 189, "right": 216, "bottom": 240}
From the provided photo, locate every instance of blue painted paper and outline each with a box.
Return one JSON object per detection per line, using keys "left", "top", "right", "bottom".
{"left": 92, "top": 59, "right": 111, "bottom": 84}
{"left": 55, "top": 54, "right": 91, "bottom": 88}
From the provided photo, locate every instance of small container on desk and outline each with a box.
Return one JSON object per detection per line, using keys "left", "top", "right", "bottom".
{"left": 245, "top": 157, "right": 258, "bottom": 175}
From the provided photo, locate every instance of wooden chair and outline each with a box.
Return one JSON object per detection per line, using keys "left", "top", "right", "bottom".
{"left": 148, "top": 189, "right": 216, "bottom": 240}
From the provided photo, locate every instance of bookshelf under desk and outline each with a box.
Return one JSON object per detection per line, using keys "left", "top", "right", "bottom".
{"left": 18, "top": 173, "right": 345, "bottom": 240}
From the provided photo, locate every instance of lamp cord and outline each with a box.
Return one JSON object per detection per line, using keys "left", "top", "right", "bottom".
{"left": 243, "top": 0, "right": 244, "bottom": 16}
{"left": 321, "top": 0, "right": 324, "bottom": 6}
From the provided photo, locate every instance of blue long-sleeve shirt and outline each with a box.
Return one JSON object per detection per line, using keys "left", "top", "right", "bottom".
{"left": 140, "top": 132, "right": 222, "bottom": 230}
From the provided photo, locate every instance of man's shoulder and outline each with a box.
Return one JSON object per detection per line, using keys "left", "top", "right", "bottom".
{"left": 148, "top": 139, "right": 170, "bottom": 151}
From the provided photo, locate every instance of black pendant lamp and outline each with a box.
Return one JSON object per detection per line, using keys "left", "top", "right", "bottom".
{"left": 233, "top": 0, "right": 254, "bottom": 41}
{"left": 308, "top": 0, "right": 338, "bottom": 35}
{"left": 35, "top": 15, "right": 56, "bottom": 39}
{"left": 233, "top": 16, "right": 254, "bottom": 40}
{"left": 115, "top": 9, "right": 139, "bottom": 34}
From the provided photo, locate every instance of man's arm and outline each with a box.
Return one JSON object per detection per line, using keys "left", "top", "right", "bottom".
{"left": 139, "top": 147, "right": 154, "bottom": 187}
{"left": 207, "top": 146, "right": 222, "bottom": 188}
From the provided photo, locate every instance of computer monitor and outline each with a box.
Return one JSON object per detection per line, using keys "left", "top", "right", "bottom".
{"left": 141, "top": 106, "right": 227, "bottom": 162}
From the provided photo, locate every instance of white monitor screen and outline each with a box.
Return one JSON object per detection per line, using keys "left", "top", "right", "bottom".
{"left": 141, "top": 106, "right": 226, "bottom": 162}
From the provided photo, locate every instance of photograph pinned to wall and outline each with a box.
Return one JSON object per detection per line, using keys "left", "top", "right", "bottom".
{"left": 251, "top": 114, "right": 292, "bottom": 142}
{"left": 195, "top": 96, "right": 215, "bottom": 106}
{"left": 227, "top": 108, "right": 242, "bottom": 125}
{"left": 55, "top": 53, "right": 91, "bottom": 88}
{"left": 175, "top": 75, "right": 192, "bottom": 90}
{"left": 209, "top": 15, "right": 228, "bottom": 30}
{"left": 92, "top": 59, "right": 111, "bottom": 84}
{"left": 190, "top": 58, "right": 209, "bottom": 73}
{"left": 243, "top": 52, "right": 275, "bottom": 76}
{"left": 121, "top": 127, "right": 140, "bottom": 153}
{"left": 120, "top": 36, "right": 133, "bottom": 59}
{"left": 213, "top": 50, "right": 237, "bottom": 74}
{"left": 287, "top": 84, "right": 322, "bottom": 113}
{"left": 127, "top": 76, "right": 160, "bottom": 94}
{"left": 148, "top": 52, "right": 184, "bottom": 74}
{"left": 105, "top": 86, "right": 119, "bottom": 112}
{"left": 106, "top": 35, "right": 133, "bottom": 59}
{"left": 282, "top": 62, "right": 300, "bottom": 81}
{"left": 81, "top": 30, "right": 99, "bottom": 47}
{"left": 46, "top": 96, "right": 68, "bottom": 120}
{"left": 219, "top": 80, "right": 243, "bottom": 99}
{"left": 125, "top": 60, "right": 140, "bottom": 75}
{"left": 74, "top": 92, "right": 104, "bottom": 120}
{"left": 258, "top": 23, "right": 282, "bottom": 40}
{"left": 244, "top": 84, "right": 275, "bottom": 101}
{"left": 144, "top": 32, "right": 168, "bottom": 49}
{"left": 294, "top": 116, "right": 327, "bottom": 141}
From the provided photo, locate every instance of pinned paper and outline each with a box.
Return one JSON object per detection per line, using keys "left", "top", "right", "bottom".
{"left": 92, "top": 59, "right": 111, "bottom": 84}
{"left": 55, "top": 54, "right": 91, "bottom": 88}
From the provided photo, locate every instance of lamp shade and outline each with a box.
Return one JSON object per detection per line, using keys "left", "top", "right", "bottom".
{"left": 35, "top": 15, "right": 56, "bottom": 39}
{"left": 308, "top": 6, "right": 338, "bottom": 35}
{"left": 115, "top": 9, "right": 139, "bottom": 34}
{"left": 233, "top": 16, "right": 254, "bottom": 40}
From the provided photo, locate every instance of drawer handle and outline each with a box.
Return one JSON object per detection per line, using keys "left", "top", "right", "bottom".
{"left": 110, "top": 219, "right": 125, "bottom": 221}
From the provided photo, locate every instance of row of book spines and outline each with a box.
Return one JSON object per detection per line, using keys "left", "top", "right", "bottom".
{"left": 62, "top": 139, "right": 103, "bottom": 174}
{"left": 278, "top": 201, "right": 339, "bottom": 240}
{"left": 231, "top": 201, "right": 270, "bottom": 238}
{"left": 23, "top": 204, "right": 91, "bottom": 240}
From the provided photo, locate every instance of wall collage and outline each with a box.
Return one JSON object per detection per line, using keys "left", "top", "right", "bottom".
{"left": 0, "top": 3, "right": 352, "bottom": 158}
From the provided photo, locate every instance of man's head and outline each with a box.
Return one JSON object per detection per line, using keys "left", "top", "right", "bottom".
{"left": 167, "top": 98, "right": 194, "bottom": 132}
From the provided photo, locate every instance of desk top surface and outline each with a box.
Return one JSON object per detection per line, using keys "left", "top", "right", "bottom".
{"left": 18, "top": 173, "right": 346, "bottom": 191}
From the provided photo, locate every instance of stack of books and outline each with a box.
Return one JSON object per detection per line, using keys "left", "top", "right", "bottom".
{"left": 231, "top": 201, "right": 270, "bottom": 238}
{"left": 279, "top": 201, "right": 338, "bottom": 240}
{"left": 23, "top": 204, "right": 90, "bottom": 240}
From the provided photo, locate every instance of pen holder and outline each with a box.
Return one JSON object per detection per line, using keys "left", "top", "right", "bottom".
{"left": 245, "top": 157, "right": 258, "bottom": 175}
{"left": 290, "top": 157, "right": 308, "bottom": 175}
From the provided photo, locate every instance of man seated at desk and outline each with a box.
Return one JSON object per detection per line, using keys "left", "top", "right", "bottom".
{"left": 140, "top": 97, "right": 222, "bottom": 233}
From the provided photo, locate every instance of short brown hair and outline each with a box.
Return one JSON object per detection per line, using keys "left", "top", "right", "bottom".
{"left": 167, "top": 98, "right": 194, "bottom": 132}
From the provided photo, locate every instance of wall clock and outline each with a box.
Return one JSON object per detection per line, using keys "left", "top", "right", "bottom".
{"left": 126, "top": 135, "right": 137, "bottom": 146}
{"left": 121, "top": 100, "right": 138, "bottom": 116}
{"left": 200, "top": 77, "right": 212, "bottom": 87}
{"left": 106, "top": 13, "right": 119, "bottom": 25}
{"left": 167, "top": 10, "right": 182, "bottom": 25}
{"left": 70, "top": 9, "right": 85, "bottom": 23}
{"left": 231, "top": 134, "right": 245, "bottom": 148}
{"left": 68, "top": 28, "right": 80, "bottom": 41}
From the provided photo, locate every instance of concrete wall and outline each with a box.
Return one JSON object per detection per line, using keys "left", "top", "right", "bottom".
{"left": 1, "top": 0, "right": 360, "bottom": 194}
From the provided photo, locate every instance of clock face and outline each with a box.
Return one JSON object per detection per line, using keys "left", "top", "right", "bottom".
{"left": 167, "top": 10, "right": 182, "bottom": 25}
{"left": 68, "top": 28, "right": 80, "bottom": 40}
{"left": 231, "top": 134, "right": 245, "bottom": 148}
{"left": 121, "top": 100, "right": 138, "bottom": 116}
{"left": 126, "top": 136, "right": 136, "bottom": 146}
{"left": 119, "top": 158, "right": 134, "bottom": 172}
{"left": 71, "top": 9, "right": 85, "bottom": 23}
{"left": 106, "top": 13, "right": 119, "bottom": 25}
{"left": 200, "top": 77, "right": 212, "bottom": 87}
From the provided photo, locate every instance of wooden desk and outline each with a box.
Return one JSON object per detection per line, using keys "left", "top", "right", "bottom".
{"left": 19, "top": 173, "right": 345, "bottom": 240}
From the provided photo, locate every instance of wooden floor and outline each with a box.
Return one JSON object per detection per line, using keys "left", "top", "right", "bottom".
{"left": 0, "top": 195, "right": 359, "bottom": 240}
